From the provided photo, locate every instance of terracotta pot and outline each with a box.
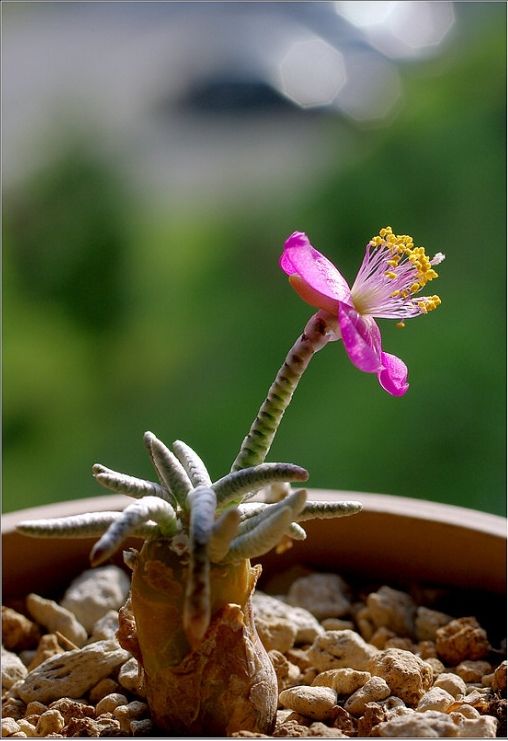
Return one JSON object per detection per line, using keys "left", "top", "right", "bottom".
{"left": 3, "top": 490, "right": 506, "bottom": 601}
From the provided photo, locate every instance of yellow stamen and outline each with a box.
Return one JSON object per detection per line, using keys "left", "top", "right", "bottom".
{"left": 396, "top": 321, "right": 405, "bottom": 329}
{"left": 370, "top": 227, "right": 443, "bottom": 298}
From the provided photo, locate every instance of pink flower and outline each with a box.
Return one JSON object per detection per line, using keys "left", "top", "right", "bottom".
{"left": 280, "top": 227, "right": 445, "bottom": 396}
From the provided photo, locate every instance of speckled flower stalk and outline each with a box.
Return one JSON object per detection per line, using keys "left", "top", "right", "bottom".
{"left": 18, "top": 431, "right": 362, "bottom": 735}
{"left": 232, "top": 310, "right": 339, "bottom": 472}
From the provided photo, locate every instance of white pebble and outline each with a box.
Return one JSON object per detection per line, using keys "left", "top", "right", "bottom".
{"left": 26, "top": 594, "right": 86, "bottom": 647}
{"left": 417, "top": 687, "right": 455, "bottom": 712}
{"left": 345, "top": 677, "right": 391, "bottom": 716}
{"left": 1, "top": 718, "right": 20, "bottom": 737}
{"left": 433, "top": 672, "right": 466, "bottom": 698}
{"left": 308, "top": 630, "right": 378, "bottom": 672}
{"left": 312, "top": 668, "right": 371, "bottom": 695}
{"left": 278, "top": 686, "right": 337, "bottom": 721}
{"left": 17, "top": 639, "right": 129, "bottom": 703}
{"left": 287, "top": 574, "right": 351, "bottom": 619}
{"left": 2, "top": 648, "right": 28, "bottom": 690}
{"left": 96, "top": 692, "right": 128, "bottom": 715}
{"left": 62, "top": 565, "right": 130, "bottom": 633}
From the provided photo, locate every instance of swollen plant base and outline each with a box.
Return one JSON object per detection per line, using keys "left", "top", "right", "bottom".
{"left": 122, "top": 539, "right": 277, "bottom": 735}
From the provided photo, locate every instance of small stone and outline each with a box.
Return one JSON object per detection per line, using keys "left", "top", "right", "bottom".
{"left": 455, "top": 660, "right": 492, "bottom": 683}
{"left": 370, "top": 627, "right": 397, "bottom": 649}
{"left": 1, "top": 698, "right": 26, "bottom": 721}
{"left": 18, "top": 639, "right": 129, "bottom": 703}
{"left": 385, "top": 637, "right": 415, "bottom": 651}
{"left": 95, "top": 693, "right": 128, "bottom": 716}
{"left": 48, "top": 698, "right": 95, "bottom": 725}
{"left": 367, "top": 586, "right": 416, "bottom": 637}
{"left": 287, "top": 574, "right": 351, "bottom": 620}
{"left": 433, "top": 672, "right": 467, "bottom": 698}
{"left": 368, "top": 648, "right": 433, "bottom": 707}
{"left": 312, "top": 668, "right": 371, "bottom": 695}
{"left": 424, "top": 657, "right": 446, "bottom": 677}
{"left": 253, "top": 592, "right": 323, "bottom": 646}
{"left": 416, "top": 687, "right": 455, "bottom": 712}
{"left": 118, "top": 657, "right": 145, "bottom": 697}
{"left": 417, "top": 640, "right": 437, "bottom": 659}
{"left": 493, "top": 660, "right": 507, "bottom": 692}
{"left": 272, "top": 719, "right": 309, "bottom": 737}
{"left": 355, "top": 606, "right": 375, "bottom": 642}
{"left": 25, "top": 595, "right": 87, "bottom": 647}
{"left": 256, "top": 616, "right": 297, "bottom": 653}
{"left": 113, "top": 701, "right": 149, "bottom": 732}
{"left": 435, "top": 617, "right": 490, "bottom": 665}
{"left": 13, "top": 721, "right": 36, "bottom": 738}
{"left": 269, "top": 651, "right": 300, "bottom": 691}
{"left": 2, "top": 647, "right": 27, "bottom": 690}
{"left": 454, "top": 715, "right": 498, "bottom": 737}
{"left": 89, "top": 678, "right": 121, "bottom": 703}
{"left": 415, "top": 607, "right": 452, "bottom": 642}
{"left": 1, "top": 608, "right": 40, "bottom": 651}
{"left": 1, "top": 718, "right": 20, "bottom": 737}
{"left": 345, "top": 677, "right": 391, "bottom": 715}
{"left": 379, "top": 696, "right": 408, "bottom": 717}
{"left": 331, "top": 706, "right": 357, "bottom": 736}
{"left": 286, "top": 648, "right": 312, "bottom": 671}
{"left": 130, "top": 718, "right": 154, "bottom": 736}
{"left": 88, "top": 610, "right": 119, "bottom": 643}
{"left": 321, "top": 619, "right": 354, "bottom": 632}
{"left": 61, "top": 566, "right": 130, "bottom": 634}
{"left": 63, "top": 717, "right": 101, "bottom": 737}
{"left": 306, "top": 722, "right": 347, "bottom": 737}
{"left": 356, "top": 703, "right": 386, "bottom": 736}
{"left": 25, "top": 701, "right": 47, "bottom": 717}
{"left": 279, "top": 686, "right": 337, "bottom": 721}
{"left": 35, "top": 710, "right": 65, "bottom": 736}
{"left": 450, "top": 705, "right": 480, "bottom": 719}
{"left": 308, "top": 630, "right": 378, "bottom": 672}
{"left": 28, "top": 634, "right": 64, "bottom": 671}
{"left": 372, "top": 709, "right": 459, "bottom": 736}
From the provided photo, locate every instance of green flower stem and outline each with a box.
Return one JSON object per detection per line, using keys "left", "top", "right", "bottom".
{"left": 231, "top": 311, "right": 338, "bottom": 472}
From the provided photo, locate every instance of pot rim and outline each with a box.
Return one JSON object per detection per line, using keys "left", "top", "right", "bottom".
{"left": 2, "top": 490, "right": 506, "bottom": 538}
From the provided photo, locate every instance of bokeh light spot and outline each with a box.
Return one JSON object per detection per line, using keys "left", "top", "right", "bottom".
{"left": 277, "top": 37, "right": 346, "bottom": 109}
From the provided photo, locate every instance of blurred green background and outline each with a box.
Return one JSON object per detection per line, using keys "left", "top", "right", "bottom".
{"left": 3, "top": 2, "right": 506, "bottom": 515}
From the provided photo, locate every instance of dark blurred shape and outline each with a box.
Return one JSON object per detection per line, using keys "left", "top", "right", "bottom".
{"left": 7, "top": 143, "right": 130, "bottom": 333}
{"left": 174, "top": 72, "right": 300, "bottom": 116}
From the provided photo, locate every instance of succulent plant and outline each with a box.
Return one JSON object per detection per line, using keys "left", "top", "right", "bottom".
{"left": 17, "top": 227, "right": 442, "bottom": 735}
{"left": 18, "top": 430, "right": 361, "bottom": 735}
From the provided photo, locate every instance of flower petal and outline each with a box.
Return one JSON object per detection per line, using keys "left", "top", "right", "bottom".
{"left": 281, "top": 232, "right": 351, "bottom": 308}
{"left": 338, "top": 302, "right": 382, "bottom": 373}
{"left": 377, "top": 352, "right": 409, "bottom": 396}
{"left": 288, "top": 275, "right": 342, "bottom": 316}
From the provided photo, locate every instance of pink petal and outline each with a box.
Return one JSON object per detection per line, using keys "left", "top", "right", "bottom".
{"left": 338, "top": 302, "right": 382, "bottom": 373}
{"left": 281, "top": 232, "right": 351, "bottom": 307}
{"left": 377, "top": 352, "right": 409, "bottom": 396}
{"left": 288, "top": 275, "right": 343, "bottom": 316}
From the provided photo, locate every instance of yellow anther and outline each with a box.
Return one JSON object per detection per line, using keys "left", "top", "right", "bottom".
{"left": 396, "top": 321, "right": 405, "bottom": 329}
{"left": 369, "top": 227, "right": 443, "bottom": 300}
{"left": 391, "top": 290, "right": 400, "bottom": 298}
